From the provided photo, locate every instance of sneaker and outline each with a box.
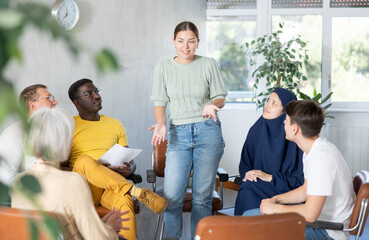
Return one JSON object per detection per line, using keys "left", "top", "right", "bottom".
{"left": 137, "top": 188, "right": 168, "bottom": 214}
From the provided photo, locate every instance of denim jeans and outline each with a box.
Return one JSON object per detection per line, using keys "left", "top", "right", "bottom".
{"left": 242, "top": 208, "right": 333, "bottom": 240}
{"left": 164, "top": 119, "right": 225, "bottom": 239}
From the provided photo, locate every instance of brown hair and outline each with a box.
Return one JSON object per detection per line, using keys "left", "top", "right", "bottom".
{"left": 285, "top": 100, "right": 325, "bottom": 138}
{"left": 19, "top": 84, "right": 47, "bottom": 108}
{"left": 174, "top": 21, "right": 199, "bottom": 40}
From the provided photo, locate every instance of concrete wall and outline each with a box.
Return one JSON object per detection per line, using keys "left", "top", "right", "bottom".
{"left": 5, "top": 0, "right": 206, "bottom": 187}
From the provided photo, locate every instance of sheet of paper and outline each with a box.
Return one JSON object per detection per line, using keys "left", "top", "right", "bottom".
{"left": 99, "top": 144, "right": 142, "bottom": 167}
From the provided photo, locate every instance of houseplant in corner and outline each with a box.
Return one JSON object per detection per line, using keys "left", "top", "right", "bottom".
{"left": 244, "top": 23, "right": 309, "bottom": 108}
{"left": 300, "top": 89, "right": 334, "bottom": 119}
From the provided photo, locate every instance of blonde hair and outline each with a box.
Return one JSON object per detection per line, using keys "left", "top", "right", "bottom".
{"left": 27, "top": 108, "right": 74, "bottom": 162}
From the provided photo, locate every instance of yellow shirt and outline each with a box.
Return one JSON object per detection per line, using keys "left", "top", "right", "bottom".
{"left": 69, "top": 115, "right": 128, "bottom": 167}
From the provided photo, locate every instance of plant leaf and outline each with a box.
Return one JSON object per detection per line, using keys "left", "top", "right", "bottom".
{"left": 0, "top": 181, "right": 10, "bottom": 204}
{"left": 321, "top": 92, "right": 333, "bottom": 104}
{"left": 95, "top": 49, "right": 120, "bottom": 73}
{"left": 0, "top": 9, "right": 23, "bottom": 29}
{"left": 20, "top": 174, "right": 42, "bottom": 194}
{"left": 299, "top": 91, "right": 311, "bottom": 100}
{"left": 313, "top": 93, "right": 321, "bottom": 102}
{"left": 43, "top": 215, "right": 61, "bottom": 240}
{"left": 322, "top": 103, "right": 332, "bottom": 110}
{"left": 28, "top": 219, "right": 38, "bottom": 240}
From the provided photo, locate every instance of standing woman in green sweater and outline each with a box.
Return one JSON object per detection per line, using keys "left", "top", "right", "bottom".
{"left": 149, "top": 21, "right": 228, "bottom": 239}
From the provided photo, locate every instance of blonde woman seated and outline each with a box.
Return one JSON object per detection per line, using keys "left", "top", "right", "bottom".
{"left": 11, "top": 108, "right": 129, "bottom": 240}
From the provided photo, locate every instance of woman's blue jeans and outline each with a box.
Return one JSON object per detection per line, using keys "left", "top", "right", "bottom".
{"left": 164, "top": 119, "right": 225, "bottom": 239}
{"left": 242, "top": 208, "right": 333, "bottom": 240}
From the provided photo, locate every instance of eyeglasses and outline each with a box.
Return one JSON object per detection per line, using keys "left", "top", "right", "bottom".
{"left": 33, "top": 94, "right": 56, "bottom": 103}
{"left": 75, "top": 89, "right": 101, "bottom": 99}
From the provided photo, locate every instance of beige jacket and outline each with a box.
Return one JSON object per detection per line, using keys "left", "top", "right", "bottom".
{"left": 11, "top": 164, "right": 117, "bottom": 240}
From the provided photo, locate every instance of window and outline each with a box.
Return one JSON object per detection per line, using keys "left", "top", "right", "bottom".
{"left": 331, "top": 17, "right": 369, "bottom": 101}
{"left": 207, "top": 0, "right": 369, "bottom": 106}
{"left": 206, "top": 18, "right": 256, "bottom": 101}
{"left": 272, "top": 15, "right": 322, "bottom": 97}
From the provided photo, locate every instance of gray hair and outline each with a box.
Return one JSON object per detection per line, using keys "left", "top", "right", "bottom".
{"left": 27, "top": 108, "right": 74, "bottom": 162}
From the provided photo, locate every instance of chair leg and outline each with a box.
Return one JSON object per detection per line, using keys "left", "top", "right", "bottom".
{"left": 154, "top": 214, "right": 161, "bottom": 240}
{"left": 158, "top": 214, "right": 165, "bottom": 240}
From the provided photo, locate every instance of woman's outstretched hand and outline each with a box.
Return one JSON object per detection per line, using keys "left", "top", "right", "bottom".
{"left": 243, "top": 170, "right": 273, "bottom": 182}
{"left": 148, "top": 123, "right": 167, "bottom": 146}
{"left": 202, "top": 104, "right": 220, "bottom": 122}
{"left": 101, "top": 207, "right": 130, "bottom": 238}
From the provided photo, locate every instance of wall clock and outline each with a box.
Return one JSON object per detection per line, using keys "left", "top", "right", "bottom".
{"left": 51, "top": 0, "right": 79, "bottom": 30}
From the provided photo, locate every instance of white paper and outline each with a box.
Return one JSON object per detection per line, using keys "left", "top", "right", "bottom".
{"left": 99, "top": 144, "right": 142, "bottom": 167}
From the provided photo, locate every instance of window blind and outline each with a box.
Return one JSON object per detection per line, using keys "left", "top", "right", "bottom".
{"left": 207, "top": 0, "right": 257, "bottom": 9}
{"left": 272, "top": 0, "right": 323, "bottom": 8}
{"left": 330, "top": 0, "right": 369, "bottom": 8}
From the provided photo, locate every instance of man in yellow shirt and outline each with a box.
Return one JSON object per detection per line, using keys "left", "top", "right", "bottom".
{"left": 68, "top": 78, "right": 167, "bottom": 240}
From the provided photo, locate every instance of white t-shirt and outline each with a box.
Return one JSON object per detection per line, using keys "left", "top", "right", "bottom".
{"left": 0, "top": 122, "right": 24, "bottom": 185}
{"left": 303, "top": 137, "right": 355, "bottom": 240}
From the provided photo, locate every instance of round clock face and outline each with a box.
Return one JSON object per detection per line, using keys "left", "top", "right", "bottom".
{"left": 52, "top": 0, "right": 79, "bottom": 30}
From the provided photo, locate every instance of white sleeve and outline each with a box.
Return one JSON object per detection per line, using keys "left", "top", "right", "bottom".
{"left": 0, "top": 122, "right": 24, "bottom": 185}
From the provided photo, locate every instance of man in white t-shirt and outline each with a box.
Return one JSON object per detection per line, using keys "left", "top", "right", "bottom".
{"left": 257, "top": 100, "right": 355, "bottom": 240}
{"left": 0, "top": 84, "right": 58, "bottom": 185}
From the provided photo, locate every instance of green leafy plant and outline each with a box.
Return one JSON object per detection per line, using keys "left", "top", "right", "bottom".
{"left": 244, "top": 23, "right": 309, "bottom": 108}
{"left": 299, "top": 89, "right": 334, "bottom": 119}
{"left": 0, "top": 0, "right": 120, "bottom": 239}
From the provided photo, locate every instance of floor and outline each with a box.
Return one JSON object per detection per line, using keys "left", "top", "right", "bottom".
{"left": 136, "top": 203, "right": 191, "bottom": 240}
{"left": 135, "top": 188, "right": 369, "bottom": 240}
{"left": 135, "top": 188, "right": 236, "bottom": 240}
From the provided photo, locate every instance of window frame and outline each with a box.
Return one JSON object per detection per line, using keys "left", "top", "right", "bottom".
{"left": 206, "top": 0, "right": 369, "bottom": 110}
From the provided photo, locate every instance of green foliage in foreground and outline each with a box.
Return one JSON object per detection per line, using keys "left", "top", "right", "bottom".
{"left": 0, "top": 0, "right": 120, "bottom": 239}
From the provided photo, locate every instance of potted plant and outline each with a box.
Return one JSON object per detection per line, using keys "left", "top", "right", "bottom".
{"left": 299, "top": 89, "right": 334, "bottom": 119}
{"left": 244, "top": 23, "right": 309, "bottom": 108}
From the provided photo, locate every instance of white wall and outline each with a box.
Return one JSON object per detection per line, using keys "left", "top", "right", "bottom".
{"left": 4, "top": 0, "right": 206, "bottom": 187}
{"left": 218, "top": 104, "right": 262, "bottom": 176}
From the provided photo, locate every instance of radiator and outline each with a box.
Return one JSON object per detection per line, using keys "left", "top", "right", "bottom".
{"left": 324, "top": 124, "right": 369, "bottom": 176}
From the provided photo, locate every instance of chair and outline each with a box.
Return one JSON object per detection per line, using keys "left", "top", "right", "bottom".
{"left": 0, "top": 207, "right": 60, "bottom": 240}
{"left": 215, "top": 176, "right": 240, "bottom": 216}
{"left": 146, "top": 140, "right": 229, "bottom": 240}
{"left": 194, "top": 213, "right": 305, "bottom": 240}
{"left": 306, "top": 170, "right": 369, "bottom": 240}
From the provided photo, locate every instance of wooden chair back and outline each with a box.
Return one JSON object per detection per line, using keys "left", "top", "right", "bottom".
{"left": 195, "top": 213, "right": 305, "bottom": 240}
{"left": 153, "top": 140, "right": 167, "bottom": 178}
{"left": 348, "top": 171, "right": 369, "bottom": 236}
{"left": 0, "top": 207, "right": 59, "bottom": 240}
